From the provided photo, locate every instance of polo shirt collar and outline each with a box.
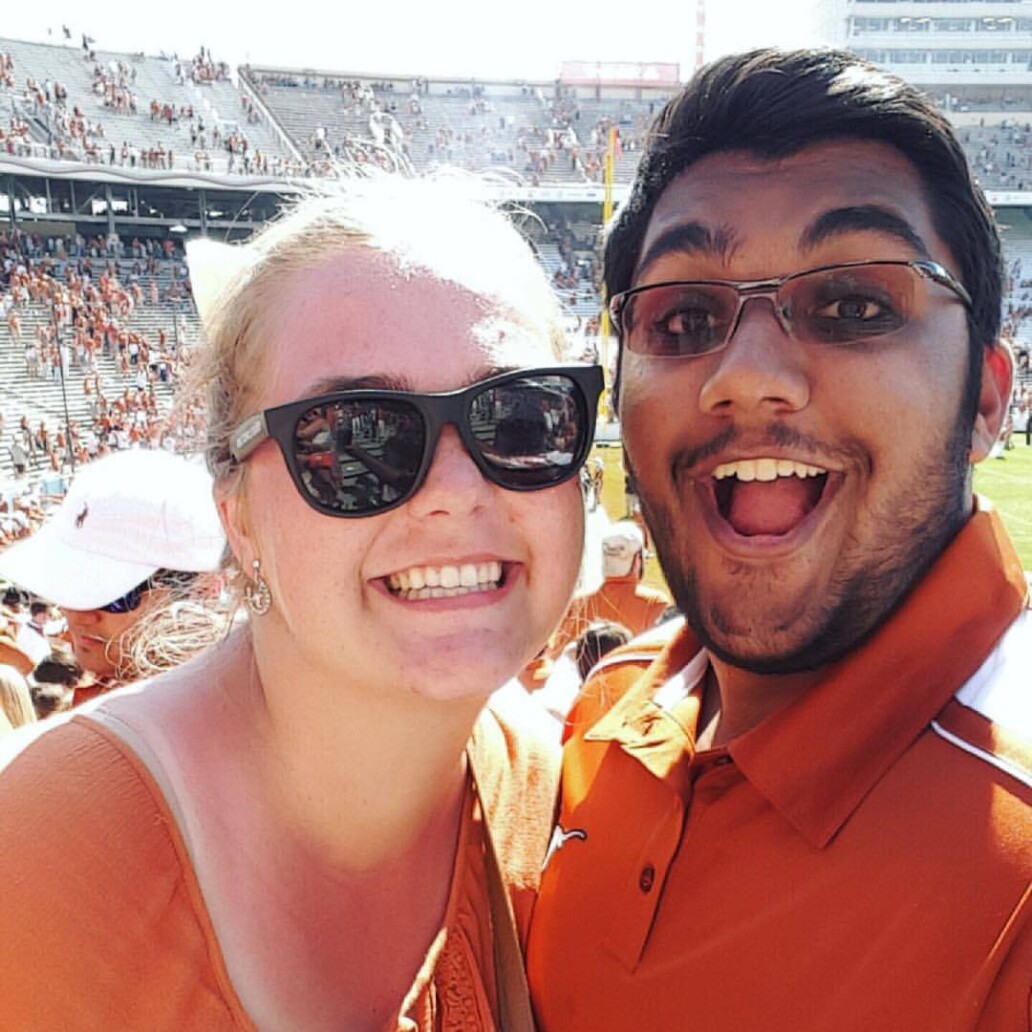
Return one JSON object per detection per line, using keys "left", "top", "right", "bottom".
{"left": 587, "top": 501, "right": 1028, "bottom": 848}
{"left": 584, "top": 627, "right": 704, "bottom": 798}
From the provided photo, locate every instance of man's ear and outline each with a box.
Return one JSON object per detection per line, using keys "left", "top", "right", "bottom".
{"left": 969, "top": 340, "right": 1014, "bottom": 463}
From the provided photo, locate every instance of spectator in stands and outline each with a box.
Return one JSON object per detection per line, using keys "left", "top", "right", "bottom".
{"left": 0, "top": 449, "right": 224, "bottom": 700}
{"left": 575, "top": 620, "right": 633, "bottom": 683}
{"left": 8, "top": 435, "right": 27, "bottom": 475}
{"left": 29, "top": 649, "right": 81, "bottom": 718}
{"left": 0, "top": 599, "right": 34, "bottom": 676}
{"left": 0, "top": 176, "right": 601, "bottom": 1027}
{"left": 588, "top": 521, "right": 669, "bottom": 634}
{"left": 533, "top": 518, "right": 669, "bottom": 680}
{"left": 13, "top": 600, "right": 57, "bottom": 666}
{"left": 0, "top": 664, "right": 35, "bottom": 732}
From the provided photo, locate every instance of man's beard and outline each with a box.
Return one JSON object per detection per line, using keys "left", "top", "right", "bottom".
{"left": 636, "top": 417, "right": 974, "bottom": 675}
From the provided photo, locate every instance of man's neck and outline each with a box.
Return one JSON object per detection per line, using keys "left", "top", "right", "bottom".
{"left": 696, "top": 655, "right": 824, "bottom": 751}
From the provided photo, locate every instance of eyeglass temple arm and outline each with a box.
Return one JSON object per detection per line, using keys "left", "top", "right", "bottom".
{"left": 229, "top": 412, "right": 270, "bottom": 463}
{"left": 917, "top": 261, "right": 973, "bottom": 309}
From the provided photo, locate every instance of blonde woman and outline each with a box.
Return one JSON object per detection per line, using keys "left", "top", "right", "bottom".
{"left": 0, "top": 179, "right": 602, "bottom": 1029}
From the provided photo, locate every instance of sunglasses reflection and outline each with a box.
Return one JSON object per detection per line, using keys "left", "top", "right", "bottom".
{"left": 293, "top": 379, "right": 583, "bottom": 513}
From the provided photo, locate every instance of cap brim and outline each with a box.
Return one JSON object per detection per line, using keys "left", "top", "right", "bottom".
{"left": 0, "top": 521, "right": 159, "bottom": 610}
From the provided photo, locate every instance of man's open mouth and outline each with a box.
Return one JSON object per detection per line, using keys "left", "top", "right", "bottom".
{"left": 712, "top": 458, "right": 829, "bottom": 537}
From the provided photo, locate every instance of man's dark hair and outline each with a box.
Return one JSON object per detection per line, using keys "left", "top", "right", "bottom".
{"left": 29, "top": 601, "right": 49, "bottom": 619}
{"left": 605, "top": 48, "right": 1003, "bottom": 412}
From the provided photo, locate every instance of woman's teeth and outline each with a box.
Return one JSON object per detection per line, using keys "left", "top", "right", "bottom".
{"left": 387, "top": 561, "right": 503, "bottom": 599}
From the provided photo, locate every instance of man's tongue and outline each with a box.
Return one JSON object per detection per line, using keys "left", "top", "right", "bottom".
{"left": 724, "top": 477, "right": 820, "bottom": 537}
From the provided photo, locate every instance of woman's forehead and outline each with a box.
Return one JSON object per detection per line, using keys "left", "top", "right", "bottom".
{"left": 257, "top": 248, "right": 556, "bottom": 404}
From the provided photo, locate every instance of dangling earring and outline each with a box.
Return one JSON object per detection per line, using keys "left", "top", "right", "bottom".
{"left": 243, "top": 558, "right": 272, "bottom": 616}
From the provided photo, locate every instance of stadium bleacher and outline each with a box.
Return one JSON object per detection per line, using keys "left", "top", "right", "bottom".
{"left": 1, "top": 31, "right": 1030, "bottom": 511}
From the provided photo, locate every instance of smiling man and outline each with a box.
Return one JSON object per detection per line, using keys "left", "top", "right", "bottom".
{"left": 527, "top": 49, "right": 1030, "bottom": 1030}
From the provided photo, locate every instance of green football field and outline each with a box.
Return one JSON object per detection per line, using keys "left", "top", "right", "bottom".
{"left": 596, "top": 440, "right": 1032, "bottom": 592}
{"left": 974, "top": 440, "right": 1032, "bottom": 569}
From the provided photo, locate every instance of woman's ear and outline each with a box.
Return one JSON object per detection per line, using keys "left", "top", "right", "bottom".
{"left": 969, "top": 340, "right": 1013, "bottom": 463}
{"left": 215, "top": 475, "right": 254, "bottom": 570}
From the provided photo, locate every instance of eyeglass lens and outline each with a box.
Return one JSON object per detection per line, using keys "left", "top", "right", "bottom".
{"left": 621, "top": 263, "right": 922, "bottom": 357}
{"left": 290, "top": 374, "right": 585, "bottom": 514}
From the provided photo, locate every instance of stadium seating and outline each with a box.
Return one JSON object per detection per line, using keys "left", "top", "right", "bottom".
{"left": 1, "top": 33, "right": 1030, "bottom": 493}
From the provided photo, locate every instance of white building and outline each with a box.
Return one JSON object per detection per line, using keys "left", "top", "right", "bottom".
{"left": 821, "top": 0, "right": 1031, "bottom": 109}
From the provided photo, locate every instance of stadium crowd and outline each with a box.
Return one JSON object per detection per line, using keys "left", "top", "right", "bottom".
{"left": 2, "top": 34, "right": 1029, "bottom": 191}
{"left": 1, "top": 226, "right": 203, "bottom": 541}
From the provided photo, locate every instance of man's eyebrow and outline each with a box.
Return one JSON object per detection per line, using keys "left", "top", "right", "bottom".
{"left": 801, "top": 205, "right": 930, "bottom": 257}
{"left": 634, "top": 223, "right": 738, "bottom": 279}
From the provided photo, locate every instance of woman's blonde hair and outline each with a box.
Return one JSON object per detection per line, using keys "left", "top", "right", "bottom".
{"left": 186, "top": 176, "right": 568, "bottom": 494}
{"left": 0, "top": 664, "right": 36, "bottom": 730}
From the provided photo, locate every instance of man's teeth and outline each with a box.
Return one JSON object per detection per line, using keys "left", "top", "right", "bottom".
{"left": 712, "top": 458, "right": 826, "bottom": 483}
{"left": 387, "top": 561, "right": 503, "bottom": 599}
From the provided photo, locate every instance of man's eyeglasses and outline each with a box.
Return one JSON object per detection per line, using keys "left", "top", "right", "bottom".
{"left": 99, "top": 570, "right": 198, "bottom": 614}
{"left": 229, "top": 365, "right": 605, "bottom": 518}
{"left": 608, "top": 259, "right": 972, "bottom": 359}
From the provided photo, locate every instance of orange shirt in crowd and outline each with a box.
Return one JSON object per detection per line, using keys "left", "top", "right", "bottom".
{"left": 565, "top": 575, "right": 670, "bottom": 642}
{"left": 527, "top": 502, "right": 1031, "bottom": 1031}
{"left": 0, "top": 699, "right": 557, "bottom": 1029}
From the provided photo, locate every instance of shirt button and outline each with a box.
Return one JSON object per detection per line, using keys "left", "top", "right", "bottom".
{"left": 638, "top": 864, "right": 655, "bottom": 893}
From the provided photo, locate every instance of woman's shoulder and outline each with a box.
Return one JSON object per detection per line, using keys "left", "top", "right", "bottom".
{"left": 0, "top": 716, "right": 246, "bottom": 1027}
{"left": 471, "top": 683, "right": 561, "bottom": 900}
{"left": 0, "top": 714, "right": 168, "bottom": 837}
{"left": 0, "top": 714, "right": 189, "bottom": 921}
{"left": 478, "top": 680, "right": 561, "bottom": 795}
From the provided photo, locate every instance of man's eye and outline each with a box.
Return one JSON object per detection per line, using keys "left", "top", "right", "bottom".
{"left": 806, "top": 291, "right": 905, "bottom": 342}
{"left": 661, "top": 306, "right": 716, "bottom": 336}
{"left": 815, "top": 296, "right": 889, "bottom": 321}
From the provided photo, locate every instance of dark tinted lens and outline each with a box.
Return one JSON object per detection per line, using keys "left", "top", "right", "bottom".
{"left": 472, "top": 374, "right": 584, "bottom": 487}
{"left": 293, "top": 398, "right": 426, "bottom": 513}
{"left": 790, "top": 264, "right": 913, "bottom": 344}
{"left": 622, "top": 284, "right": 737, "bottom": 356}
{"left": 100, "top": 582, "right": 146, "bottom": 614}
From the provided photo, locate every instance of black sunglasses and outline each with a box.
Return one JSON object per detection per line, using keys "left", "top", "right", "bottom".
{"left": 229, "top": 365, "right": 604, "bottom": 518}
{"left": 99, "top": 570, "right": 198, "bottom": 614}
{"left": 99, "top": 581, "right": 150, "bottom": 615}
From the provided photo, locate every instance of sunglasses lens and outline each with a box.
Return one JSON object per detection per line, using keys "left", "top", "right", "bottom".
{"left": 284, "top": 370, "right": 595, "bottom": 516}
{"left": 788, "top": 264, "right": 913, "bottom": 345}
{"left": 100, "top": 583, "right": 144, "bottom": 614}
{"left": 472, "top": 374, "right": 586, "bottom": 488}
{"left": 620, "top": 285, "right": 737, "bottom": 357}
{"left": 293, "top": 399, "right": 426, "bottom": 514}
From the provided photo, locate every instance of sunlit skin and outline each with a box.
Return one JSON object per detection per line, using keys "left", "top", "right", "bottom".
{"left": 618, "top": 141, "right": 1011, "bottom": 686}
{"left": 221, "top": 248, "right": 585, "bottom": 705}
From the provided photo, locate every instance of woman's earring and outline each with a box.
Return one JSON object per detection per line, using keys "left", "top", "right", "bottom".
{"left": 243, "top": 558, "right": 272, "bottom": 616}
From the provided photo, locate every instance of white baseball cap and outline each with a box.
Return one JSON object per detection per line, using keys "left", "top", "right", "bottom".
{"left": 0, "top": 450, "right": 225, "bottom": 610}
{"left": 602, "top": 520, "right": 645, "bottom": 579}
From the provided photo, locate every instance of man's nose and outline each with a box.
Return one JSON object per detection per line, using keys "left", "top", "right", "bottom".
{"left": 698, "top": 295, "right": 811, "bottom": 418}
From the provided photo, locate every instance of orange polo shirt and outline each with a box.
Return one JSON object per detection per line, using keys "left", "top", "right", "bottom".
{"left": 528, "top": 501, "right": 1031, "bottom": 1031}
